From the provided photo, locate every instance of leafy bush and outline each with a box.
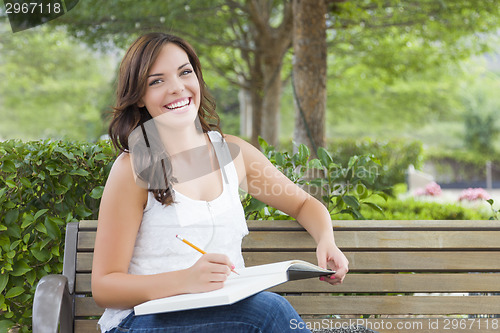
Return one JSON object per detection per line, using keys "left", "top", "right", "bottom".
{"left": 424, "top": 148, "right": 500, "bottom": 184}
{"left": 358, "top": 191, "right": 490, "bottom": 221}
{"left": 464, "top": 111, "right": 498, "bottom": 154}
{"left": 326, "top": 138, "right": 423, "bottom": 191}
{"left": 243, "top": 138, "right": 387, "bottom": 220}
{"left": 281, "top": 138, "right": 423, "bottom": 192}
{"left": 487, "top": 199, "right": 499, "bottom": 220}
{"left": 0, "top": 139, "right": 114, "bottom": 332}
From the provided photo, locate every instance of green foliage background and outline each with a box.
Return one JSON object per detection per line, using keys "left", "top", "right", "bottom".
{"left": 0, "top": 140, "right": 114, "bottom": 332}
{"left": 0, "top": 24, "right": 115, "bottom": 141}
{"left": 2, "top": 0, "right": 500, "bottom": 148}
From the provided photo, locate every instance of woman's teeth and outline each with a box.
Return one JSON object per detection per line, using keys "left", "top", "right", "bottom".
{"left": 166, "top": 99, "right": 189, "bottom": 109}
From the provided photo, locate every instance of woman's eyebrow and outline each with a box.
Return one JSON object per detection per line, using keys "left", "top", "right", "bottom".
{"left": 147, "top": 63, "right": 191, "bottom": 78}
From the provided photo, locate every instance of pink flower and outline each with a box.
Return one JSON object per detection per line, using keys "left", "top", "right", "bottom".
{"left": 458, "top": 188, "right": 491, "bottom": 202}
{"left": 414, "top": 182, "right": 442, "bottom": 197}
{"left": 425, "top": 182, "right": 442, "bottom": 196}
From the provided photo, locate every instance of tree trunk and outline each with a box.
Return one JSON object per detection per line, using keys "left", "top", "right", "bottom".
{"left": 246, "top": 0, "right": 293, "bottom": 148}
{"left": 238, "top": 85, "right": 253, "bottom": 138}
{"left": 250, "top": 84, "right": 264, "bottom": 147}
{"left": 260, "top": 53, "right": 283, "bottom": 147}
{"left": 249, "top": 52, "right": 264, "bottom": 147}
{"left": 292, "top": 0, "right": 327, "bottom": 156}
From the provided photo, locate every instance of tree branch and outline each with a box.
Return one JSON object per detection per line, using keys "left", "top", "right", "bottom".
{"left": 246, "top": 0, "right": 271, "bottom": 39}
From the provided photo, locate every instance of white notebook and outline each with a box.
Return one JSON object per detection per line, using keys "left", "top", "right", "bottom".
{"left": 134, "top": 260, "right": 333, "bottom": 315}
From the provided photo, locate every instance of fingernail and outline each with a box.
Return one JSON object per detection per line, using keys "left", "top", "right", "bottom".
{"left": 231, "top": 265, "right": 235, "bottom": 270}
{"left": 330, "top": 275, "right": 336, "bottom": 279}
{"left": 320, "top": 277, "right": 325, "bottom": 281}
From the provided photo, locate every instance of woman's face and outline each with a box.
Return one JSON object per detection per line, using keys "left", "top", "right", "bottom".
{"left": 139, "top": 43, "right": 201, "bottom": 129}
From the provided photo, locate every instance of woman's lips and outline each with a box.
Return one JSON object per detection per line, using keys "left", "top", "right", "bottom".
{"left": 165, "top": 97, "right": 191, "bottom": 110}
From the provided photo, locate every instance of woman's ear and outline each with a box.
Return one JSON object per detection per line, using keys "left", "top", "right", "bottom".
{"left": 137, "top": 100, "right": 145, "bottom": 108}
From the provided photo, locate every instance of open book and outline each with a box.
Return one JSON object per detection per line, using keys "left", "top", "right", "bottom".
{"left": 134, "top": 260, "right": 334, "bottom": 315}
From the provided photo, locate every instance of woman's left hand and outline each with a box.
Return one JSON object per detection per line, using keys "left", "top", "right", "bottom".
{"left": 316, "top": 239, "right": 349, "bottom": 285}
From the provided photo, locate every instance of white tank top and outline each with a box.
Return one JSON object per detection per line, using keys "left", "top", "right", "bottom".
{"left": 98, "top": 131, "right": 249, "bottom": 332}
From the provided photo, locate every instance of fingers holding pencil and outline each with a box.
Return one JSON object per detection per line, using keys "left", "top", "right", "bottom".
{"left": 185, "top": 253, "right": 235, "bottom": 293}
{"left": 176, "top": 235, "right": 239, "bottom": 276}
{"left": 203, "top": 253, "right": 235, "bottom": 277}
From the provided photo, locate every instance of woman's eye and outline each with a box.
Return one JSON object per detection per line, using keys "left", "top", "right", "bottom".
{"left": 148, "top": 79, "right": 162, "bottom": 86}
{"left": 181, "top": 69, "right": 193, "bottom": 76}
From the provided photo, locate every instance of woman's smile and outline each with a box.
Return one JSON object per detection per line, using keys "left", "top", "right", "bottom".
{"left": 165, "top": 97, "right": 192, "bottom": 114}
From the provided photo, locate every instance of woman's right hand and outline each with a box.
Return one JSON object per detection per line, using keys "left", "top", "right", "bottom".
{"left": 184, "top": 253, "right": 235, "bottom": 293}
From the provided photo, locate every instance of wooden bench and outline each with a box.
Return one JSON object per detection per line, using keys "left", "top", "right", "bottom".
{"left": 33, "top": 219, "right": 500, "bottom": 333}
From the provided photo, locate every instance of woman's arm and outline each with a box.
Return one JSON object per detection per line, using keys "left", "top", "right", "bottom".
{"left": 91, "top": 153, "right": 233, "bottom": 309}
{"left": 225, "top": 135, "right": 349, "bottom": 283}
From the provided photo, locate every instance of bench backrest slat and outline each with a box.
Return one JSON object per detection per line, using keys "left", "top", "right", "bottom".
{"left": 76, "top": 251, "right": 500, "bottom": 273}
{"left": 73, "top": 294, "right": 500, "bottom": 318}
{"left": 77, "top": 230, "right": 500, "bottom": 251}
{"left": 80, "top": 219, "right": 500, "bottom": 230}
{"left": 76, "top": 272, "right": 500, "bottom": 294}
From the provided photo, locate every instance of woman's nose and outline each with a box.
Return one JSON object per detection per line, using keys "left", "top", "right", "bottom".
{"left": 167, "top": 77, "right": 184, "bottom": 94}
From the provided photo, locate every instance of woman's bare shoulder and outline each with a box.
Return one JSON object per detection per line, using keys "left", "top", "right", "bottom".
{"left": 223, "top": 134, "right": 247, "bottom": 145}
{"left": 103, "top": 152, "right": 148, "bottom": 210}
{"left": 223, "top": 134, "right": 268, "bottom": 161}
{"left": 223, "top": 134, "right": 257, "bottom": 155}
{"left": 111, "top": 152, "right": 133, "bottom": 173}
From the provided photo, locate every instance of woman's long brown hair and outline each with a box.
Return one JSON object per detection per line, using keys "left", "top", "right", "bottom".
{"left": 108, "top": 32, "right": 222, "bottom": 205}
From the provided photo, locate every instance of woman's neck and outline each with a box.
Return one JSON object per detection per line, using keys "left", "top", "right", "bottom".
{"left": 156, "top": 123, "right": 207, "bottom": 157}
{"left": 154, "top": 123, "right": 216, "bottom": 186}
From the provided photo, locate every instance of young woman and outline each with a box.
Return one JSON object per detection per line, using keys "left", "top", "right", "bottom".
{"left": 92, "top": 32, "right": 349, "bottom": 333}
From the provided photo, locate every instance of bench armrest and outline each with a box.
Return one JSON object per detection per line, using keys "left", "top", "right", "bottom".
{"left": 33, "top": 274, "right": 73, "bottom": 333}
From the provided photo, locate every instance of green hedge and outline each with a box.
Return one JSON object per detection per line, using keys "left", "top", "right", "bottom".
{"left": 338, "top": 184, "right": 490, "bottom": 220}
{"left": 280, "top": 137, "right": 423, "bottom": 192}
{"left": 0, "top": 139, "right": 115, "bottom": 332}
{"left": 424, "top": 148, "right": 500, "bottom": 183}
{"left": 362, "top": 197, "right": 490, "bottom": 220}
{"left": 244, "top": 138, "right": 387, "bottom": 220}
{"left": 326, "top": 138, "right": 423, "bottom": 191}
